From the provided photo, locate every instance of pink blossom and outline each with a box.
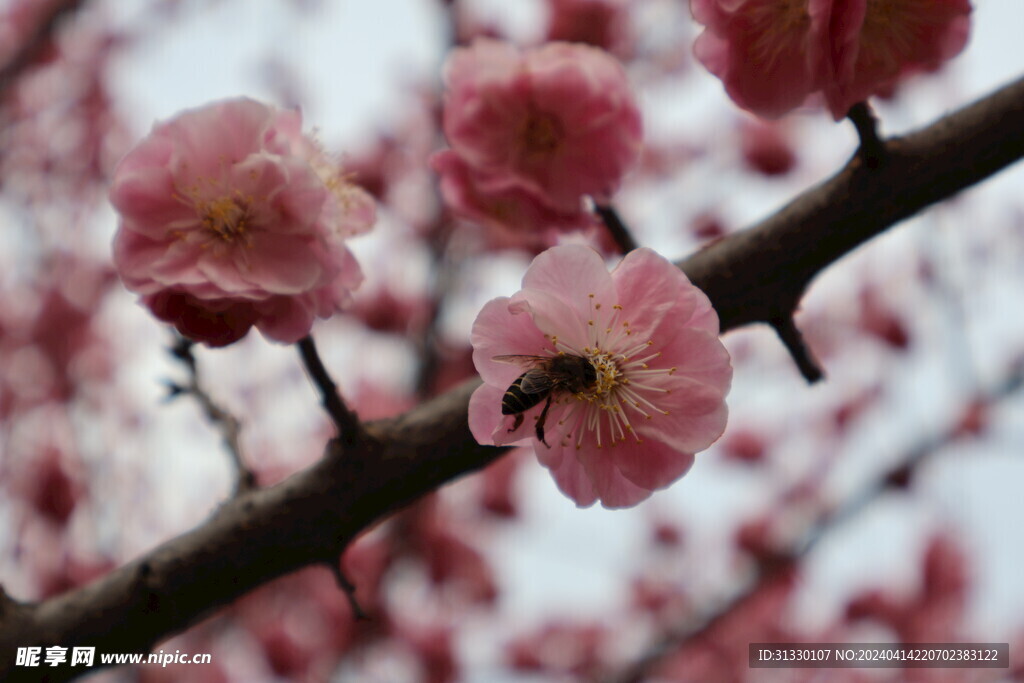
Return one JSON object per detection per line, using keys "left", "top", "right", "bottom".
{"left": 545, "top": 0, "right": 632, "bottom": 58}
{"left": 468, "top": 245, "right": 732, "bottom": 508}
{"left": 506, "top": 621, "right": 609, "bottom": 678}
{"left": 823, "top": 0, "right": 972, "bottom": 119}
{"left": 431, "top": 149, "right": 597, "bottom": 246}
{"left": 692, "top": 0, "right": 829, "bottom": 119}
{"left": 692, "top": 0, "right": 972, "bottom": 120}
{"left": 440, "top": 39, "right": 642, "bottom": 214}
{"left": 109, "top": 98, "right": 375, "bottom": 346}
{"left": 738, "top": 119, "right": 797, "bottom": 176}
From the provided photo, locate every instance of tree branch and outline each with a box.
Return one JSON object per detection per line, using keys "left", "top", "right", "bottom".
{"left": 677, "top": 74, "right": 1024, "bottom": 333}
{"left": 2, "top": 74, "right": 1023, "bottom": 680}
{"left": 297, "top": 335, "right": 364, "bottom": 443}
{"left": 595, "top": 204, "right": 640, "bottom": 254}
{"left": 846, "top": 101, "right": 886, "bottom": 168}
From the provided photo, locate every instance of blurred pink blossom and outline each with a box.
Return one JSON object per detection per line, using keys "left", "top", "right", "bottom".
{"left": 846, "top": 534, "right": 969, "bottom": 644}
{"left": 692, "top": 0, "right": 971, "bottom": 120}
{"left": 110, "top": 97, "right": 375, "bottom": 346}
{"left": 506, "top": 620, "right": 609, "bottom": 678}
{"left": 477, "top": 448, "right": 525, "bottom": 518}
{"left": 409, "top": 498, "right": 498, "bottom": 604}
{"left": 692, "top": 0, "right": 828, "bottom": 118}
{"left": 439, "top": 39, "right": 642, "bottom": 217}
{"left": 468, "top": 245, "right": 732, "bottom": 508}
{"left": 823, "top": 0, "right": 972, "bottom": 119}
{"left": 545, "top": 0, "right": 632, "bottom": 58}
{"left": 738, "top": 118, "right": 797, "bottom": 176}
{"left": 721, "top": 427, "right": 769, "bottom": 463}
{"left": 431, "top": 149, "right": 598, "bottom": 247}
{"left": 394, "top": 622, "right": 458, "bottom": 683}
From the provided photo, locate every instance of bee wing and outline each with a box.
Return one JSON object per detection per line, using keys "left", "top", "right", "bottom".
{"left": 493, "top": 354, "right": 548, "bottom": 366}
{"left": 517, "top": 369, "right": 556, "bottom": 394}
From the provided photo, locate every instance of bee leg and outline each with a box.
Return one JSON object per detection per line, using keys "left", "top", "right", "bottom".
{"left": 508, "top": 413, "right": 524, "bottom": 434}
{"left": 535, "top": 395, "right": 553, "bottom": 447}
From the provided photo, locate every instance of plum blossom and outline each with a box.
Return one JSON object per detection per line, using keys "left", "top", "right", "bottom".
{"left": 822, "top": 0, "right": 972, "bottom": 118}
{"left": 469, "top": 245, "right": 732, "bottom": 508}
{"left": 692, "top": 0, "right": 972, "bottom": 120}
{"left": 692, "top": 0, "right": 828, "bottom": 119}
{"left": 738, "top": 119, "right": 797, "bottom": 176}
{"left": 109, "top": 98, "right": 375, "bottom": 346}
{"left": 437, "top": 38, "right": 642, "bottom": 230}
{"left": 545, "top": 0, "right": 632, "bottom": 58}
{"left": 431, "top": 149, "right": 598, "bottom": 247}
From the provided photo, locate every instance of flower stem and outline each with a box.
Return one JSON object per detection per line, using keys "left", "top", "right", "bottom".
{"left": 297, "top": 336, "right": 363, "bottom": 442}
{"left": 168, "top": 335, "right": 255, "bottom": 493}
{"left": 328, "top": 560, "right": 369, "bottom": 620}
{"left": 846, "top": 101, "right": 886, "bottom": 169}
{"left": 595, "top": 204, "right": 639, "bottom": 254}
{"left": 769, "top": 316, "right": 824, "bottom": 383}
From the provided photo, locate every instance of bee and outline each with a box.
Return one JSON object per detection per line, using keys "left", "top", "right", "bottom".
{"left": 495, "top": 354, "right": 597, "bottom": 447}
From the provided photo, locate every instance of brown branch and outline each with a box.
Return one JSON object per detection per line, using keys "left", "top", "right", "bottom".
{"left": 297, "top": 335, "right": 363, "bottom": 443}
{"left": 846, "top": 101, "right": 887, "bottom": 168}
{"left": 0, "top": 381, "right": 502, "bottom": 682}
{"left": 678, "top": 73, "right": 1024, "bottom": 334}
{"left": 1, "top": 75, "right": 1023, "bottom": 680}
{"left": 595, "top": 204, "right": 640, "bottom": 254}
{"left": 769, "top": 316, "right": 824, "bottom": 383}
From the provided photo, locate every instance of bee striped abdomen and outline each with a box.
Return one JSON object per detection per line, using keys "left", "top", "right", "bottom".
{"left": 502, "top": 373, "right": 545, "bottom": 414}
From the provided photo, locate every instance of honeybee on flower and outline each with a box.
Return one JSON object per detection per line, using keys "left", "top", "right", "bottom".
{"left": 469, "top": 245, "right": 732, "bottom": 508}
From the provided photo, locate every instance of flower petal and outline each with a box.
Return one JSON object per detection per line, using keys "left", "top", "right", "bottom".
{"left": 632, "top": 377, "right": 729, "bottom": 453}
{"left": 611, "top": 248, "right": 692, "bottom": 340}
{"left": 471, "top": 297, "right": 552, "bottom": 388}
{"left": 655, "top": 327, "right": 733, "bottom": 393}
{"left": 468, "top": 383, "right": 506, "bottom": 446}
{"left": 542, "top": 446, "right": 599, "bottom": 508}
{"left": 509, "top": 288, "right": 591, "bottom": 352}
{"left": 253, "top": 295, "right": 317, "bottom": 344}
{"left": 577, "top": 448, "right": 653, "bottom": 509}
{"left": 236, "top": 232, "right": 324, "bottom": 294}
{"left": 610, "top": 438, "right": 696, "bottom": 492}
{"left": 520, "top": 245, "right": 615, "bottom": 312}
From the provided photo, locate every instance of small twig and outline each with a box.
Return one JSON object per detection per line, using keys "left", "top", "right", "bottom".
{"left": 328, "top": 560, "right": 369, "bottom": 621}
{"left": 846, "top": 101, "right": 886, "bottom": 169}
{"left": 595, "top": 204, "right": 639, "bottom": 254}
{"left": 769, "top": 316, "right": 824, "bottom": 383}
{"left": 167, "top": 336, "right": 255, "bottom": 493}
{"left": 296, "top": 336, "right": 362, "bottom": 442}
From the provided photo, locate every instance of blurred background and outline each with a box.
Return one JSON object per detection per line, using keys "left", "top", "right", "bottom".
{"left": 2, "top": 0, "right": 1024, "bottom": 680}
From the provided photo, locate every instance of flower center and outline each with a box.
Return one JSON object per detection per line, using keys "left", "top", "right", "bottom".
{"left": 519, "top": 110, "right": 563, "bottom": 160}
{"left": 747, "top": 0, "right": 811, "bottom": 70}
{"left": 860, "top": 0, "right": 949, "bottom": 71}
{"left": 582, "top": 351, "right": 622, "bottom": 398}
{"left": 544, "top": 294, "right": 679, "bottom": 449}
{"left": 200, "top": 196, "right": 250, "bottom": 243}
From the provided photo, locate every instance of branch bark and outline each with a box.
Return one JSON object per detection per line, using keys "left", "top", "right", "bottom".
{"left": 2, "top": 74, "right": 1023, "bottom": 680}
